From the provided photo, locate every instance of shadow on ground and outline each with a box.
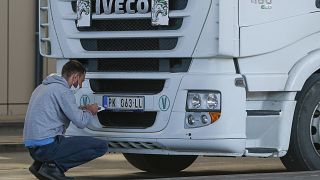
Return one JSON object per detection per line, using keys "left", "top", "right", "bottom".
{"left": 77, "top": 169, "right": 287, "bottom": 179}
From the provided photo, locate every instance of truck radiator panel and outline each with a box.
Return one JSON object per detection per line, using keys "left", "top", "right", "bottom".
{"left": 54, "top": 0, "right": 214, "bottom": 58}
{"left": 67, "top": 0, "right": 189, "bottom": 52}
{"left": 80, "top": 58, "right": 191, "bottom": 72}
{"left": 90, "top": 79, "right": 165, "bottom": 94}
{"left": 77, "top": 18, "right": 183, "bottom": 32}
{"left": 81, "top": 38, "right": 178, "bottom": 51}
{"left": 98, "top": 111, "right": 157, "bottom": 129}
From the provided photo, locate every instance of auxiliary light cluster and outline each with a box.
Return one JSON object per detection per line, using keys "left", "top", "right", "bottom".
{"left": 185, "top": 91, "right": 221, "bottom": 129}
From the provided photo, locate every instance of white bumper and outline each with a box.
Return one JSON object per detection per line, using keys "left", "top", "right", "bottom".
{"left": 67, "top": 73, "right": 247, "bottom": 156}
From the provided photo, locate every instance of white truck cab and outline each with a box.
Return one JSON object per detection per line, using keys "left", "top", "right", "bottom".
{"left": 39, "top": 0, "right": 320, "bottom": 172}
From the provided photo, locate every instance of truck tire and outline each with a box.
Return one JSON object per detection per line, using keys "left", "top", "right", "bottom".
{"left": 123, "top": 153, "right": 197, "bottom": 173}
{"left": 281, "top": 74, "right": 320, "bottom": 171}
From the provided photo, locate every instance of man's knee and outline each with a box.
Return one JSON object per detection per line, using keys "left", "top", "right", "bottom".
{"left": 96, "top": 140, "right": 108, "bottom": 156}
{"left": 70, "top": 137, "right": 108, "bottom": 156}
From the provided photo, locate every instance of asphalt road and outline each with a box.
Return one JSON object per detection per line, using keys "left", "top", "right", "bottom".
{"left": 1, "top": 152, "right": 319, "bottom": 180}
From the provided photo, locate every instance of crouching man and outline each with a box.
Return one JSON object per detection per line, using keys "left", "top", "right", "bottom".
{"left": 23, "top": 60, "right": 108, "bottom": 180}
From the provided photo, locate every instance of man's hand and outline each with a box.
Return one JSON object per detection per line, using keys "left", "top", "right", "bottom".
{"left": 81, "top": 104, "right": 99, "bottom": 115}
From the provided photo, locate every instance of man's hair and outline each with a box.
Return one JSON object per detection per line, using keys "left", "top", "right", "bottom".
{"left": 61, "top": 60, "right": 86, "bottom": 78}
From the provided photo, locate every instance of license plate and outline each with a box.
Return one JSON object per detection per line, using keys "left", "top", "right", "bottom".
{"left": 103, "top": 96, "right": 145, "bottom": 111}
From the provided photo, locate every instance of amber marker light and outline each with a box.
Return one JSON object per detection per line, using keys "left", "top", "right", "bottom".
{"left": 209, "top": 112, "right": 221, "bottom": 123}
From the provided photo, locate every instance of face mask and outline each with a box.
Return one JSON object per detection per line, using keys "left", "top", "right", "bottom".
{"left": 71, "top": 75, "right": 81, "bottom": 94}
{"left": 71, "top": 84, "right": 81, "bottom": 94}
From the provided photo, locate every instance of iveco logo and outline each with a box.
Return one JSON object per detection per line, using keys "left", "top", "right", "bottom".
{"left": 96, "top": 0, "right": 150, "bottom": 15}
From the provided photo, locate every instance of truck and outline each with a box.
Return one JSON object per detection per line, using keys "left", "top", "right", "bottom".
{"left": 39, "top": 0, "right": 320, "bottom": 172}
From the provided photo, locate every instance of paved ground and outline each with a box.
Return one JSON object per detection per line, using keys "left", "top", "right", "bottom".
{"left": 0, "top": 151, "right": 292, "bottom": 180}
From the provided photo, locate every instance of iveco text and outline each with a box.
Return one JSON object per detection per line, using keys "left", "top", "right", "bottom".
{"left": 96, "top": 0, "right": 149, "bottom": 14}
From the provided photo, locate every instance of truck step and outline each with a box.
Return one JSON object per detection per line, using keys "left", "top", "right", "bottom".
{"left": 0, "top": 116, "right": 26, "bottom": 152}
{"left": 0, "top": 135, "right": 25, "bottom": 153}
{"left": 0, "top": 116, "right": 24, "bottom": 136}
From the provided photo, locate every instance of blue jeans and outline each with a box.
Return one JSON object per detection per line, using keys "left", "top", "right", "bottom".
{"left": 28, "top": 136, "right": 108, "bottom": 172}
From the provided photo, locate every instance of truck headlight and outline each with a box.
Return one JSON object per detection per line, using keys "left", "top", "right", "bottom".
{"left": 207, "top": 93, "right": 219, "bottom": 109}
{"left": 191, "top": 94, "right": 201, "bottom": 109}
{"left": 187, "top": 91, "right": 221, "bottom": 112}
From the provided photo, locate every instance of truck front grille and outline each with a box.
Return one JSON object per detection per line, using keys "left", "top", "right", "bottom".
{"left": 98, "top": 111, "right": 157, "bottom": 129}
{"left": 77, "top": 18, "right": 183, "bottom": 32}
{"left": 81, "top": 38, "right": 178, "bottom": 51}
{"left": 90, "top": 79, "right": 165, "bottom": 94}
{"left": 54, "top": 0, "right": 214, "bottom": 59}
{"left": 79, "top": 58, "right": 191, "bottom": 72}
{"left": 66, "top": 0, "right": 190, "bottom": 53}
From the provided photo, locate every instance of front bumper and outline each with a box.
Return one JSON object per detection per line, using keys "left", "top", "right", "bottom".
{"left": 67, "top": 73, "right": 247, "bottom": 156}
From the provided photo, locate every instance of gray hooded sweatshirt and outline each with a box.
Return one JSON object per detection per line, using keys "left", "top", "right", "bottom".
{"left": 23, "top": 75, "right": 93, "bottom": 143}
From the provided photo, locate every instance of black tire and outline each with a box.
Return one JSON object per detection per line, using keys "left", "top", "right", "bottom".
{"left": 281, "top": 74, "right": 320, "bottom": 171}
{"left": 123, "top": 153, "right": 197, "bottom": 173}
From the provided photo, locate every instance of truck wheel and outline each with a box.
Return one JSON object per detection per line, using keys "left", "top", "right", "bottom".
{"left": 123, "top": 153, "right": 197, "bottom": 173}
{"left": 281, "top": 74, "right": 320, "bottom": 171}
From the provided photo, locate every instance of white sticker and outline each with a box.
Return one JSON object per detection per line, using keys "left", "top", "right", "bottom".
{"left": 77, "top": 0, "right": 92, "bottom": 27}
{"left": 151, "top": 0, "right": 169, "bottom": 26}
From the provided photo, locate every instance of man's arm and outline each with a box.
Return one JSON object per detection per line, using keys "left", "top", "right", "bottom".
{"left": 80, "top": 104, "right": 99, "bottom": 115}
{"left": 59, "top": 91, "right": 95, "bottom": 129}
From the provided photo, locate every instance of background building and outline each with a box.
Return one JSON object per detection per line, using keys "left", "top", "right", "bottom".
{"left": 0, "top": 0, "right": 56, "bottom": 117}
